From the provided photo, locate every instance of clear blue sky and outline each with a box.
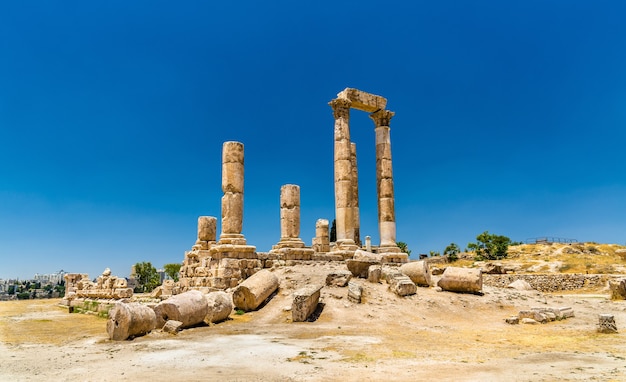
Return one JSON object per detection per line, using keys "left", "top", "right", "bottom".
{"left": 1, "top": 1, "right": 625, "bottom": 280}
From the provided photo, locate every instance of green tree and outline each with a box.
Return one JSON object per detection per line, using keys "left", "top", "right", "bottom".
{"left": 443, "top": 243, "right": 460, "bottom": 262}
{"left": 397, "top": 242, "right": 411, "bottom": 256}
{"left": 330, "top": 219, "right": 337, "bottom": 243}
{"left": 133, "top": 262, "right": 161, "bottom": 293}
{"left": 429, "top": 250, "right": 441, "bottom": 257}
{"left": 163, "top": 263, "right": 182, "bottom": 282}
{"left": 467, "top": 231, "right": 512, "bottom": 261}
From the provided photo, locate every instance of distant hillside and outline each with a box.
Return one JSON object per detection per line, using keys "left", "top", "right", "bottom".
{"left": 465, "top": 242, "right": 626, "bottom": 274}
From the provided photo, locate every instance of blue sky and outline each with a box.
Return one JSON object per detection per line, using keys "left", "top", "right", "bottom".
{"left": 1, "top": 1, "right": 625, "bottom": 280}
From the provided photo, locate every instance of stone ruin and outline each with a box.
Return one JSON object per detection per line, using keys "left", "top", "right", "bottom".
{"left": 177, "top": 88, "right": 409, "bottom": 293}
{"left": 62, "top": 268, "right": 133, "bottom": 303}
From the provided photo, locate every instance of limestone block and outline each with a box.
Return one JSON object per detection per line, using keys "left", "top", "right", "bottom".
{"left": 326, "top": 271, "right": 352, "bottom": 287}
{"left": 378, "top": 197, "right": 395, "bottom": 222}
{"left": 505, "top": 316, "right": 520, "bottom": 325}
{"left": 437, "top": 267, "right": 483, "bottom": 294}
{"left": 506, "top": 280, "right": 533, "bottom": 291}
{"left": 377, "top": 158, "right": 393, "bottom": 182}
{"left": 598, "top": 314, "right": 618, "bottom": 333}
{"left": 292, "top": 285, "right": 323, "bottom": 322}
{"left": 198, "top": 216, "right": 217, "bottom": 242}
{"left": 337, "top": 88, "right": 387, "bottom": 112}
{"left": 222, "top": 162, "right": 244, "bottom": 193}
{"left": 204, "top": 291, "right": 233, "bottom": 324}
{"left": 153, "top": 290, "right": 209, "bottom": 329}
{"left": 400, "top": 261, "right": 431, "bottom": 287}
{"left": 334, "top": 140, "right": 352, "bottom": 160}
{"left": 379, "top": 178, "right": 394, "bottom": 199}
{"left": 222, "top": 141, "right": 244, "bottom": 163}
{"left": 521, "top": 318, "right": 539, "bottom": 325}
{"left": 354, "top": 249, "right": 383, "bottom": 262}
{"left": 335, "top": 160, "right": 353, "bottom": 182}
{"left": 346, "top": 259, "right": 379, "bottom": 278}
{"left": 107, "top": 302, "right": 157, "bottom": 341}
{"left": 315, "top": 219, "right": 329, "bottom": 237}
{"left": 232, "top": 269, "right": 279, "bottom": 311}
{"left": 367, "top": 265, "right": 382, "bottom": 283}
{"left": 389, "top": 275, "right": 417, "bottom": 297}
{"left": 221, "top": 193, "right": 243, "bottom": 234}
{"left": 519, "top": 310, "right": 548, "bottom": 324}
{"left": 163, "top": 320, "right": 183, "bottom": 334}
{"left": 348, "top": 281, "right": 363, "bottom": 303}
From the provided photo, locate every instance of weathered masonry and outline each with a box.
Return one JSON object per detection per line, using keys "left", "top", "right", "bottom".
{"left": 329, "top": 88, "right": 404, "bottom": 261}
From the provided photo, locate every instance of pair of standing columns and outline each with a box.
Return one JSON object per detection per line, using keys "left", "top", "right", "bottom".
{"left": 329, "top": 98, "right": 399, "bottom": 252}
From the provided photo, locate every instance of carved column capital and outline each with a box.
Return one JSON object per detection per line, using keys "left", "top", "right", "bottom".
{"left": 329, "top": 98, "right": 352, "bottom": 119}
{"left": 369, "top": 109, "right": 395, "bottom": 127}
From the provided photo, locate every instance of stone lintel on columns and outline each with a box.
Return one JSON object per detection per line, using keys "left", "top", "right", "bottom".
{"left": 337, "top": 88, "right": 387, "bottom": 113}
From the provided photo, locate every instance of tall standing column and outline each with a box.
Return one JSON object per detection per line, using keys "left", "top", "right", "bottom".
{"left": 350, "top": 142, "right": 361, "bottom": 247}
{"left": 329, "top": 98, "right": 357, "bottom": 250}
{"left": 370, "top": 110, "right": 400, "bottom": 253}
{"left": 219, "top": 141, "right": 247, "bottom": 245}
{"left": 276, "top": 184, "right": 305, "bottom": 248}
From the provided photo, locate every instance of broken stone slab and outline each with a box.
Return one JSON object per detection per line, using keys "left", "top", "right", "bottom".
{"left": 153, "top": 290, "right": 209, "bottom": 329}
{"left": 400, "top": 260, "right": 431, "bottom": 287}
{"left": 506, "top": 279, "right": 534, "bottom": 291}
{"left": 107, "top": 302, "right": 157, "bottom": 341}
{"left": 325, "top": 270, "right": 352, "bottom": 287}
{"left": 521, "top": 318, "right": 539, "bottom": 325}
{"left": 482, "top": 262, "right": 506, "bottom": 274}
{"left": 232, "top": 269, "right": 279, "bottom": 311}
{"left": 597, "top": 314, "right": 618, "bottom": 334}
{"left": 367, "top": 265, "right": 382, "bottom": 283}
{"left": 346, "top": 259, "right": 379, "bottom": 278}
{"left": 437, "top": 267, "right": 482, "bottom": 294}
{"left": 204, "top": 291, "right": 233, "bottom": 324}
{"left": 163, "top": 320, "right": 183, "bottom": 334}
{"left": 609, "top": 278, "right": 626, "bottom": 300}
{"left": 519, "top": 310, "right": 548, "bottom": 324}
{"left": 389, "top": 274, "right": 417, "bottom": 297}
{"left": 505, "top": 316, "right": 520, "bottom": 324}
{"left": 353, "top": 249, "right": 383, "bottom": 262}
{"left": 292, "top": 284, "right": 323, "bottom": 322}
{"left": 348, "top": 281, "right": 363, "bottom": 303}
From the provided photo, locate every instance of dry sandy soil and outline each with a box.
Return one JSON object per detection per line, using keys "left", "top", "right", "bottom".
{"left": 2, "top": 262, "right": 626, "bottom": 382}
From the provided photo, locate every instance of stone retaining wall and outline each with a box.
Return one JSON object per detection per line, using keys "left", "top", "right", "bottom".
{"left": 483, "top": 274, "right": 608, "bottom": 292}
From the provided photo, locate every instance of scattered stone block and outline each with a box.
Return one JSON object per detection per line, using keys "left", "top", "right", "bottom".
{"left": 232, "top": 269, "right": 279, "bottom": 311}
{"left": 389, "top": 274, "right": 417, "bottom": 297}
{"left": 325, "top": 271, "right": 352, "bottom": 287}
{"left": 367, "top": 265, "right": 382, "bottom": 283}
{"left": 107, "top": 302, "right": 157, "bottom": 341}
{"left": 431, "top": 267, "right": 445, "bottom": 276}
{"left": 346, "top": 259, "right": 379, "bottom": 278}
{"left": 437, "top": 267, "right": 482, "bottom": 294}
{"left": 400, "top": 260, "right": 431, "bottom": 287}
{"left": 506, "top": 280, "right": 533, "bottom": 291}
{"left": 204, "top": 291, "right": 233, "bottom": 324}
{"left": 163, "top": 320, "right": 183, "bottom": 334}
{"left": 292, "top": 285, "right": 323, "bottom": 322}
{"left": 597, "top": 314, "right": 618, "bottom": 333}
{"left": 505, "top": 316, "right": 520, "bottom": 325}
{"left": 154, "top": 290, "right": 209, "bottom": 329}
{"left": 521, "top": 318, "right": 539, "bottom": 325}
{"left": 348, "top": 281, "right": 363, "bottom": 303}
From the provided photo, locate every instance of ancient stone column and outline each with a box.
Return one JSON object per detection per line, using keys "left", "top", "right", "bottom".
{"left": 312, "top": 218, "right": 330, "bottom": 253}
{"left": 329, "top": 98, "right": 357, "bottom": 250}
{"left": 219, "top": 141, "right": 246, "bottom": 245}
{"left": 276, "top": 184, "right": 305, "bottom": 248}
{"left": 370, "top": 110, "right": 400, "bottom": 253}
{"left": 350, "top": 142, "right": 361, "bottom": 247}
{"left": 193, "top": 216, "right": 216, "bottom": 250}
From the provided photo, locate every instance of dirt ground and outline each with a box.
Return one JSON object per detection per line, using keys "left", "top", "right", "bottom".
{"left": 2, "top": 262, "right": 626, "bottom": 382}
